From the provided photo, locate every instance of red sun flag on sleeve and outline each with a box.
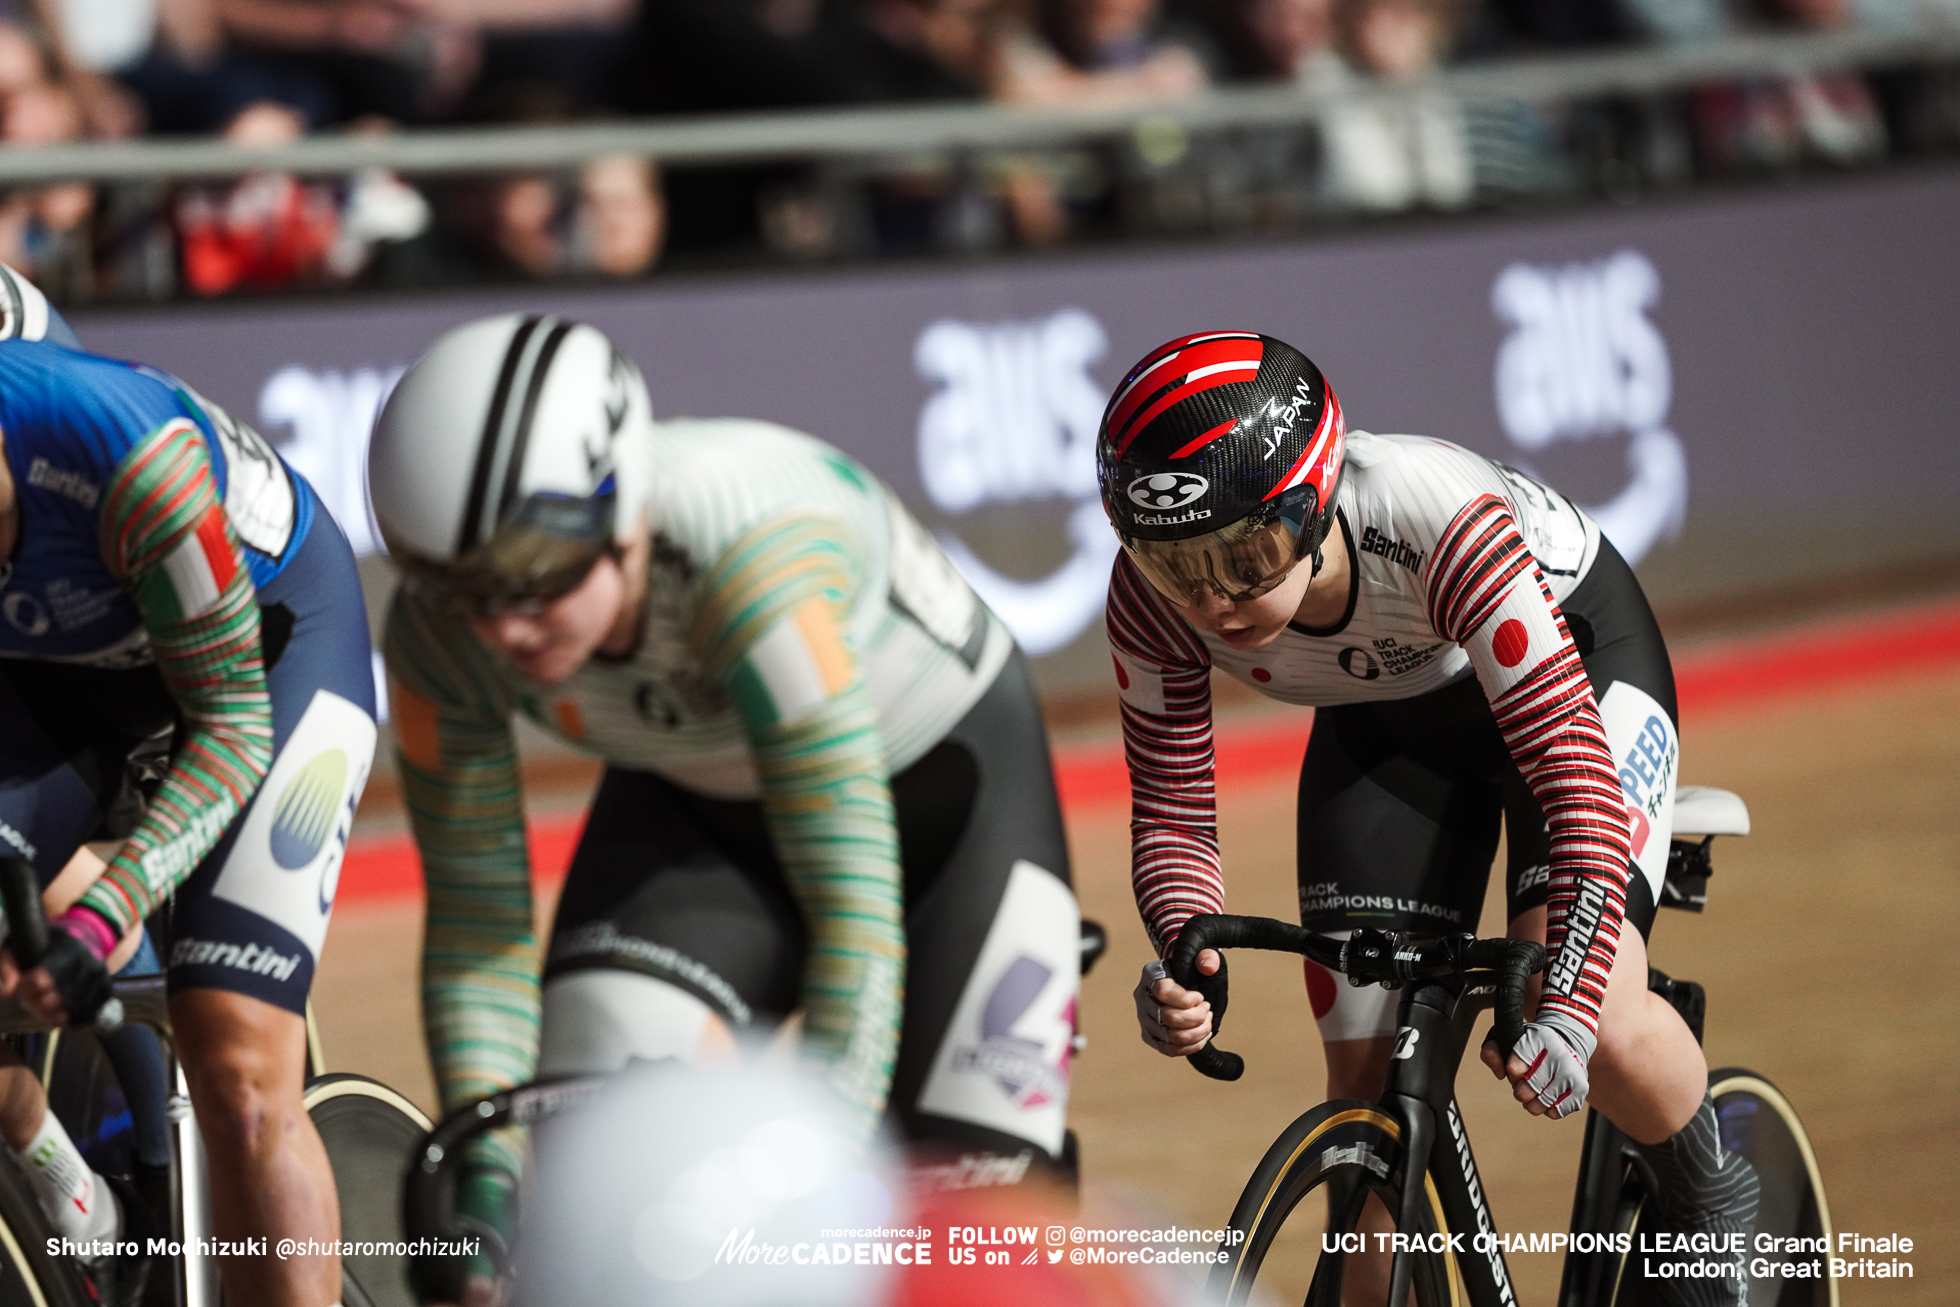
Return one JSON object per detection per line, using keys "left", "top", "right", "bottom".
{"left": 138, "top": 508, "right": 241, "bottom": 624}
{"left": 1466, "top": 582, "right": 1566, "bottom": 696}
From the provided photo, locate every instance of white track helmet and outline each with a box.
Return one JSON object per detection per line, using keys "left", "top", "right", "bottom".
{"left": 368, "top": 314, "right": 653, "bottom": 612}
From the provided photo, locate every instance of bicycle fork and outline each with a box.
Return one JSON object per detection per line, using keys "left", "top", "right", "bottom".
{"left": 1384, "top": 978, "right": 1524, "bottom": 1307}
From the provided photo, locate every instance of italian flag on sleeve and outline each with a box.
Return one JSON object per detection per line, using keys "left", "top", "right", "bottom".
{"left": 136, "top": 508, "right": 241, "bottom": 624}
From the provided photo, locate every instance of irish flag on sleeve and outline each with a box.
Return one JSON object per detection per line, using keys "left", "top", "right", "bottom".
{"left": 730, "top": 597, "right": 855, "bottom": 729}
{"left": 137, "top": 508, "right": 241, "bottom": 624}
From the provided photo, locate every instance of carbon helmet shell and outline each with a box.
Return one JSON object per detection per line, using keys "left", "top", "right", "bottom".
{"left": 1096, "top": 331, "right": 1345, "bottom": 554}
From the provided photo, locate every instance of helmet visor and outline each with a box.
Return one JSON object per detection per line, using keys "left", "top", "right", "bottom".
{"left": 1124, "top": 510, "right": 1310, "bottom": 606}
{"left": 396, "top": 490, "right": 615, "bottom": 618}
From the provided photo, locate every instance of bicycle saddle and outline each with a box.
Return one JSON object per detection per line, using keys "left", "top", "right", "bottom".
{"left": 1672, "top": 786, "right": 1750, "bottom": 837}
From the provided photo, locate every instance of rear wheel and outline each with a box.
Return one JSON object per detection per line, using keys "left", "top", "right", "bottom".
{"left": 1708, "top": 1071, "right": 1835, "bottom": 1307}
{"left": 1212, "top": 1100, "right": 1461, "bottom": 1307}
{"left": 306, "top": 1074, "right": 433, "bottom": 1307}
{"left": 1612, "top": 1070, "right": 1835, "bottom": 1307}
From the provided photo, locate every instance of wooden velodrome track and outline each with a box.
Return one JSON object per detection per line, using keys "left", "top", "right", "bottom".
{"left": 316, "top": 595, "right": 1960, "bottom": 1304}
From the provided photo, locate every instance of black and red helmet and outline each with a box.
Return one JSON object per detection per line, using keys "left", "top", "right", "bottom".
{"left": 1096, "top": 331, "right": 1345, "bottom": 603}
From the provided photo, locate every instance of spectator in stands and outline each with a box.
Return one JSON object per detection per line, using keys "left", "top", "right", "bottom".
{"left": 425, "top": 0, "right": 637, "bottom": 121}
{"left": 570, "top": 154, "right": 664, "bottom": 276}
{"left": 1206, "top": 0, "right": 1341, "bottom": 82}
{"left": 0, "top": 21, "right": 98, "bottom": 299}
{"left": 853, "top": 0, "right": 1008, "bottom": 100}
{"left": 172, "top": 100, "right": 430, "bottom": 294}
{"left": 1318, "top": 0, "right": 1473, "bottom": 210}
{"left": 1178, "top": 0, "right": 1336, "bottom": 232}
{"left": 993, "top": 0, "right": 1214, "bottom": 104}
{"left": 1687, "top": 0, "right": 1886, "bottom": 171}
{"left": 966, "top": 0, "right": 1214, "bottom": 244}
{"left": 436, "top": 151, "right": 663, "bottom": 280}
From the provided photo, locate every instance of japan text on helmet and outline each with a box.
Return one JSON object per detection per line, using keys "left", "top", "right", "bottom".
{"left": 1096, "top": 331, "right": 1344, "bottom": 605}
{"left": 368, "top": 314, "right": 653, "bottom": 614}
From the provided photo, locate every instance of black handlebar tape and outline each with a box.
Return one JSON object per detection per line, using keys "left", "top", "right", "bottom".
{"left": 0, "top": 858, "right": 47, "bottom": 970}
{"left": 1485, "top": 940, "right": 1546, "bottom": 1056}
{"left": 1168, "top": 914, "right": 1359, "bottom": 1081}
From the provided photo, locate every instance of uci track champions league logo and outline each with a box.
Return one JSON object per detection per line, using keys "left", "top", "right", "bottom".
{"left": 913, "top": 310, "right": 1117, "bottom": 656}
{"left": 1492, "top": 249, "right": 1685, "bottom": 566}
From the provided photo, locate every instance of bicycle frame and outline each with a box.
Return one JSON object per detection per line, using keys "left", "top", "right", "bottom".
{"left": 1373, "top": 967, "right": 1693, "bottom": 1307}
{"left": 1375, "top": 971, "right": 1524, "bottom": 1307}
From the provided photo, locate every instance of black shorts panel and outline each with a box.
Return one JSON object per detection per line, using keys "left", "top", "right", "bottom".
{"left": 545, "top": 646, "right": 1074, "bottom": 1148}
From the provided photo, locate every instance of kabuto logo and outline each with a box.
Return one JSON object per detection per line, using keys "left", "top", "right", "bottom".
{"left": 269, "top": 749, "right": 348, "bottom": 870}
{"left": 1127, "top": 471, "right": 1208, "bottom": 510}
{"left": 951, "top": 955, "right": 1071, "bottom": 1110}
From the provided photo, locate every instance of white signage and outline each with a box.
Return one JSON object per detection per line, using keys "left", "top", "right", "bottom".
{"left": 913, "top": 309, "right": 1117, "bottom": 654}
{"left": 257, "top": 364, "right": 404, "bottom": 559}
{"left": 1491, "top": 249, "right": 1686, "bottom": 564}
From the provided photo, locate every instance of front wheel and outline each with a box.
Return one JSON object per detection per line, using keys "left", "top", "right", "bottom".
{"left": 307, "top": 1074, "right": 434, "bottom": 1307}
{"left": 0, "top": 1148, "right": 91, "bottom": 1307}
{"left": 1212, "top": 1100, "right": 1461, "bottom": 1307}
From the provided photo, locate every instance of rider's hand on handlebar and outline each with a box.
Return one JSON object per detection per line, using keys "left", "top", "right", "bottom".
{"left": 1480, "top": 1013, "right": 1595, "bottom": 1120}
{"left": 3, "top": 907, "right": 119, "bottom": 1027}
{"left": 1, "top": 952, "right": 69, "bottom": 1027}
{"left": 1135, "top": 950, "right": 1220, "bottom": 1057}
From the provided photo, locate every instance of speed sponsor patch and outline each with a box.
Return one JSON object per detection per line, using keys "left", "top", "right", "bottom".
{"left": 1597, "top": 681, "right": 1678, "bottom": 904}
{"left": 1465, "top": 577, "right": 1568, "bottom": 697}
{"left": 211, "top": 689, "right": 376, "bottom": 960}
{"left": 917, "top": 861, "right": 1078, "bottom": 1155}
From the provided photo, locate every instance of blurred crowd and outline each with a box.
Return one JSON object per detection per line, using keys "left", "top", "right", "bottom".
{"left": 2, "top": 0, "right": 1959, "bottom": 302}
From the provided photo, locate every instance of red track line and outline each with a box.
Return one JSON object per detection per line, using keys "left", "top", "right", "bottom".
{"left": 334, "top": 597, "right": 1960, "bottom": 904}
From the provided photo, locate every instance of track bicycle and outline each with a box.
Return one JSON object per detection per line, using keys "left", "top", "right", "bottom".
{"left": 398, "top": 918, "right": 1112, "bottom": 1304}
{"left": 1173, "top": 787, "right": 1835, "bottom": 1307}
{"left": 0, "top": 858, "right": 432, "bottom": 1307}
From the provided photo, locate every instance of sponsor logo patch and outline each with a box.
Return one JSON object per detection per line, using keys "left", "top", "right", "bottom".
{"left": 169, "top": 936, "right": 302, "bottom": 982}
{"left": 918, "top": 861, "right": 1078, "bottom": 1154}
{"left": 1358, "top": 524, "right": 1425, "bottom": 573}
{"left": 25, "top": 458, "right": 100, "bottom": 508}
{"left": 1597, "top": 681, "right": 1678, "bottom": 902}
{"left": 3, "top": 592, "right": 48, "bottom": 637}
{"left": 270, "top": 749, "right": 349, "bottom": 870}
{"left": 1337, "top": 647, "right": 1380, "bottom": 680}
{"left": 1126, "top": 472, "right": 1209, "bottom": 511}
{"left": 212, "top": 689, "right": 375, "bottom": 961}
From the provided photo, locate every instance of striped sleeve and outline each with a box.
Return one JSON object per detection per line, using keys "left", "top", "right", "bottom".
{"left": 85, "top": 420, "right": 274, "bottom": 932}
{"left": 692, "top": 515, "right": 903, "bottom": 1137}
{"left": 383, "top": 589, "right": 536, "bottom": 1190}
{"left": 1424, "top": 495, "right": 1632, "bottom": 1037}
{"left": 1107, "top": 554, "right": 1220, "bottom": 957}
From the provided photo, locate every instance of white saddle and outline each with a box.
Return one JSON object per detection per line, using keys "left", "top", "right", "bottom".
{"left": 1672, "top": 786, "right": 1750, "bottom": 838}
